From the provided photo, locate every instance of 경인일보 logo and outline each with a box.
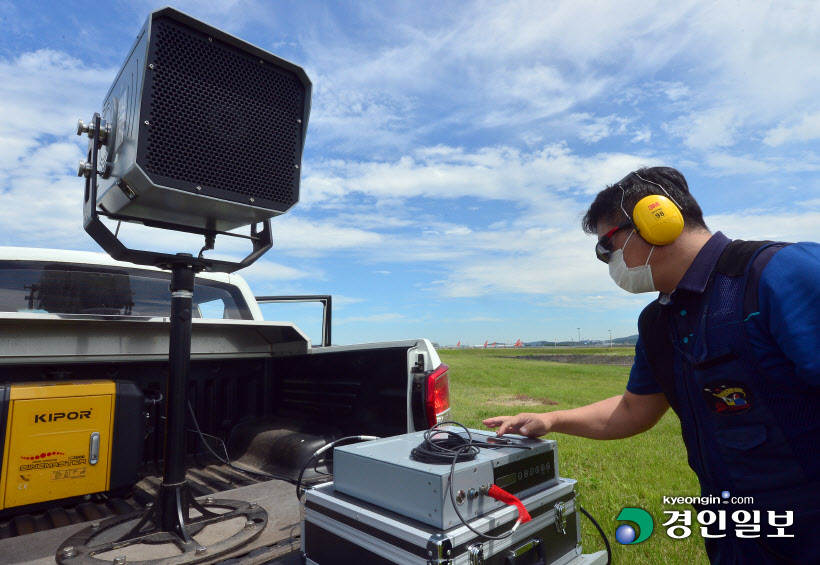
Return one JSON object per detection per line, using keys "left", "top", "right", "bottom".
{"left": 615, "top": 507, "right": 654, "bottom": 544}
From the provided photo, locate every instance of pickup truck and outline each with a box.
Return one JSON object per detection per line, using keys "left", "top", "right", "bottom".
{"left": 0, "top": 246, "right": 450, "bottom": 564}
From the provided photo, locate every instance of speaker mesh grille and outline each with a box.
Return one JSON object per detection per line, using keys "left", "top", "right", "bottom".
{"left": 142, "top": 17, "right": 304, "bottom": 207}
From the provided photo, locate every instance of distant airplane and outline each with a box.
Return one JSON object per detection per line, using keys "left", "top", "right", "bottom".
{"left": 483, "top": 340, "right": 488, "bottom": 348}
{"left": 456, "top": 341, "right": 460, "bottom": 347}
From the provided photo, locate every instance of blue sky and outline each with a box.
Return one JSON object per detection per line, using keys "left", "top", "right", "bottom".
{"left": 1, "top": 1, "right": 819, "bottom": 346}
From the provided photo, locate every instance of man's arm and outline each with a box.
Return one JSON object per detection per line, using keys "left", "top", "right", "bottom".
{"left": 757, "top": 242, "right": 820, "bottom": 387}
{"left": 482, "top": 391, "right": 669, "bottom": 439}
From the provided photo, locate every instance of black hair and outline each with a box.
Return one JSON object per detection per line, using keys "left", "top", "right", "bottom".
{"left": 581, "top": 166, "right": 709, "bottom": 235}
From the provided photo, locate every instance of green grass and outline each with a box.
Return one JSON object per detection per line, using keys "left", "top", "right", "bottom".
{"left": 440, "top": 347, "right": 710, "bottom": 565}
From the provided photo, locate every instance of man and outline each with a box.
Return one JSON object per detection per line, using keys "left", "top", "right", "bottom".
{"left": 483, "top": 167, "right": 820, "bottom": 564}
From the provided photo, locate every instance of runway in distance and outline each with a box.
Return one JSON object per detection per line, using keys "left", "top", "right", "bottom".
{"left": 441, "top": 339, "right": 523, "bottom": 349}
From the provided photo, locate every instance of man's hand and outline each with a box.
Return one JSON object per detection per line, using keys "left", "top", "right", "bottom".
{"left": 482, "top": 413, "right": 552, "bottom": 438}
{"left": 483, "top": 393, "right": 668, "bottom": 441}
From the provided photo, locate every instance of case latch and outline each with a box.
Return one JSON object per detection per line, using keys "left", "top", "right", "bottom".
{"left": 468, "top": 543, "right": 484, "bottom": 565}
{"left": 554, "top": 501, "right": 567, "bottom": 535}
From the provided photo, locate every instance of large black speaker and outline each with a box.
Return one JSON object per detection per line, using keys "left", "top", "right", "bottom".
{"left": 96, "top": 7, "right": 311, "bottom": 232}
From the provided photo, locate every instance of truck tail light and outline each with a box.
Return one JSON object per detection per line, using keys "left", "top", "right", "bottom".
{"left": 426, "top": 363, "right": 451, "bottom": 427}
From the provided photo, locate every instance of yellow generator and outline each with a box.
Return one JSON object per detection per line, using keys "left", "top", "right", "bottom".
{"left": 0, "top": 381, "right": 144, "bottom": 510}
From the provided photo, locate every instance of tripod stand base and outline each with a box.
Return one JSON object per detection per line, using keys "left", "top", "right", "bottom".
{"left": 55, "top": 493, "right": 267, "bottom": 565}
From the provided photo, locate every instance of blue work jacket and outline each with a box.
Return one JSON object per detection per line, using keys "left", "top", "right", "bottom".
{"left": 629, "top": 233, "right": 820, "bottom": 564}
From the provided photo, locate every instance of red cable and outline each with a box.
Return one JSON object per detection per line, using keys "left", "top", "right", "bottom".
{"left": 487, "top": 484, "right": 531, "bottom": 524}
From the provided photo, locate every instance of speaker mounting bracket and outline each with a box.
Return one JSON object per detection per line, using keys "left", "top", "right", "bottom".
{"left": 81, "top": 112, "right": 273, "bottom": 274}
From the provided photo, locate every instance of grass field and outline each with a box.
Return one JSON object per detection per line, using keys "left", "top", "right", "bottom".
{"left": 439, "top": 347, "right": 710, "bottom": 565}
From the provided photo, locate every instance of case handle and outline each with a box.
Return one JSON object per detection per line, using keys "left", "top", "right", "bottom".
{"left": 505, "top": 537, "right": 544, "bottom": 565}
{"left": 89, "top": 432, "right": 100, "bottom": 465}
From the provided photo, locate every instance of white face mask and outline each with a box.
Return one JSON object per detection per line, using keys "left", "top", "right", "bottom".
{"left": 608, "top": 231, "right": 657, "bottom": 293}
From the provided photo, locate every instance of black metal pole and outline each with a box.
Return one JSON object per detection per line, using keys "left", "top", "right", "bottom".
{"left": 62, "top": 115, "right": 270, "bottom": 563}
{"left": 161, "top": 256, "right": 196, "bottom": 534}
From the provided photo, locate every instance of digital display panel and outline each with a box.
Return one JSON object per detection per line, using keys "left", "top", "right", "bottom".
{"left": 492, "top": 448, "right": 557, "bottom": 495}
{"left": 496, "top": 473, "right": 516, "bottom": 489}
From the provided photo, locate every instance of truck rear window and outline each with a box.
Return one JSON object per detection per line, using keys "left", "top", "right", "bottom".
{"left": 0, "top": 261, "right": 252, "bottom": 320}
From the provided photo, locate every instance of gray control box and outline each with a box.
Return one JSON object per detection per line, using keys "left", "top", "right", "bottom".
{"left": 333, "top": 429, "right": 557, "bottom": 529}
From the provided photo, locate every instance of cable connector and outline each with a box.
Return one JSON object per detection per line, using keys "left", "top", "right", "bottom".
{"left": 313, "top": 435, "right": 380, "bottom": 457}
{"left": 314, "top": 443, "right": 333, "bottom": 457}
{"left": 487, "top": 484, "right": 532, "bottom": 525}
{"left": 297, "top": 435, "right": 381, "bottom": 501}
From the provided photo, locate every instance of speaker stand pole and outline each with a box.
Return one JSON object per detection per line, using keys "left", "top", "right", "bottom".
{"left": 160, "top": 257, "right": 196, "bottom": 537}
{"left": 56, "top": 117, "right": 267, "bottom": 564}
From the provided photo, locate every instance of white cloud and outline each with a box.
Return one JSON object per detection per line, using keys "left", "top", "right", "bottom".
{"left": 296, "top": 1, "right": 818, "bottom": 154}
{"left": 0, "top": 50, "right": 116, "bottom": 249}
{"left": 336, "top": 313, "right": 404, "bottom": 324}
{"left": 706, "top": 211, "right": 820, "bottom": 242}
{"left": 332, "top": 295, "right": 366, "bottom": 308}
{"left": 665, "top": 107, "right": 740, "bottom": 149}
{"left": 576, "top": 114, "right": 631, "bottom": 144}
{"left": 126, "top": 0, "right": 267, "bottom": 33}
{"left": 701, "top": 153, "right": 820, "bottom": 177}
{"left": 0, "top": 50, "right": 115, "bottom": 139}
{"left": 479, "top": 67, "right": 610, "bottom": 128}
{"left": 693, "top": 2, "right": 820, "bottom": 120}
{"left": 662, "top": 83, "right": 690, "bottom": 101}
{"left": 238, "top": 260, "right": 312, "bottom": 282}
{"left": 426, "top": 244, "right": 602, "bottom": 298}
{"left": 631, "top": 128, "right": 652, "bottom": 143}
{"left": 5, "top": 1, "right": 820, "bottom": 348}
{"left": 229, "top": 0, "right": 820, "bottom": 166}
{"left": 270, "top": 216, "right": 383, "bottom": 257}
{"left": 764, "top": 112, "right": 820, "bottom": 146}
{"left": 298, "top": 1, "right": 698, "bottom": 150}
{"left": 704, "top": 153, "right": 776, "bottom": 176}
{"left": 654, "top": 3, "right": 820, "bottom": 150}
{"left": 258, "top": 143, "right": 669, "bottom": 306}
{"left": 304, "top": 143, "right": 657, "bottom": 205}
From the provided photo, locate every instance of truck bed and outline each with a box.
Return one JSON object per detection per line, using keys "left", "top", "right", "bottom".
{"left": 1, "top": 463, "right": 303, "bottom": 564}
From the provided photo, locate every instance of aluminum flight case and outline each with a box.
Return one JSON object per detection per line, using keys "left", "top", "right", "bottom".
{"left": 301, "top": 478, "right": 608, "bottom": 565}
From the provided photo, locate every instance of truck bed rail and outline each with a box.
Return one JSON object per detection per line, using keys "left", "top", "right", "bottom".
{"left": 0, "top": 315, "right": 309, "bottom": 364}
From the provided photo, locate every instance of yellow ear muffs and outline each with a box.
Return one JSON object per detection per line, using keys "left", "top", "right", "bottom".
{"left": 632, "top": 194, "right": 684, "bottom": 245}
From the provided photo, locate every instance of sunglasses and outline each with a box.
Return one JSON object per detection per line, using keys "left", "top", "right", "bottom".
{"left": 595, "top": 221, "right": 633, "bottom": 264}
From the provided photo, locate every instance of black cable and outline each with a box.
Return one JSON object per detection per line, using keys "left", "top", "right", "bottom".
{"left": 580, "top": 505, "right": 612, "bottom": 565}
{"left": 410, "top": 424, "right": 481, "bottom": 464}
{"left": 186, "top": 401, "right": 297, "bottom": 484}
{"left": 410, "top": 421, "right": 530, "bottom": 464}
{"left": 312, "top": 457, "right": 332, "bottom": 477}
{"left": 296, "top": 453, "right": 318, "bottom": 501}
{"left": 448, "top": 443, "right": 517, "bottom": 541}
{"left": 296, "top": 435, "right": 380, "bottom": 500}
{"left": 299, "top": 418, "right": 612, "bottom": 558}
{"left": 413, "top": 422, "right": 532, "bottom": 541}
